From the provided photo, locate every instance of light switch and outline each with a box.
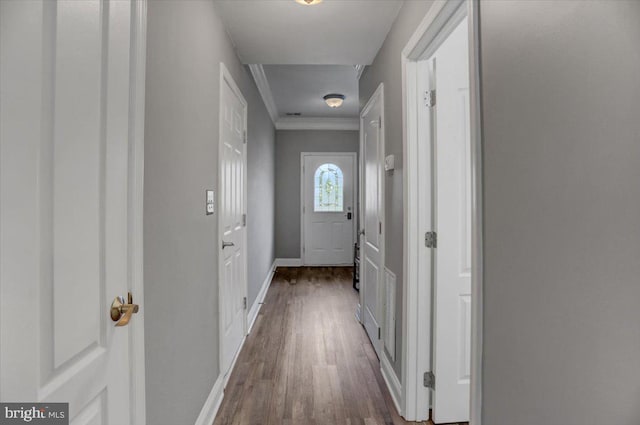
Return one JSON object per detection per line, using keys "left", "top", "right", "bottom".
{"left": 206, "top": 190, "right": 214, "bottom": 215}
{"left": 384, "top": 154, "right": 395, "bottom": 171}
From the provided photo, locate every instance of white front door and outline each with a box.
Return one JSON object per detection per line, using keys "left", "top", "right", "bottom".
{"left": 302, "top": 153, "right": 356, "bottom": 266}
{"left": 0, "top": 1, "right": 146, "bottom": 423}
{"left": 360, "top": 85, "right": 385, "bottom": 357}
{"left": 431, "top": 16, "right": 471, "bottom": 424}
{"left": 218, "top": 64, "right": 248, "bottom": 381}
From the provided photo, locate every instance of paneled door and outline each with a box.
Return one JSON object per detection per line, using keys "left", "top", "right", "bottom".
{"left": 0, "top": 1, "right": 147, "bottom": 424}
{"left": 218, "top": 64, "right": 248, "bottom": 382}
{"left": 431, "top": 16, "right": 471, "bottom": 424}
{"left": 360, "top": 85, "right": 385, "bottom": 357}
{"left": 302, "top": 153, "right": 356, "bottom": 266}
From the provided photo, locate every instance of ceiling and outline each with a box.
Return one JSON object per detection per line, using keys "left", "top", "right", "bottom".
{"left": 214, "top": 0, "right": 403, "bottom": 65}
{"left": 216, "top": 0, "right": 404, "bottom": 129}
{"left": 263, "top": 65, "right": 359, "bottom": 118}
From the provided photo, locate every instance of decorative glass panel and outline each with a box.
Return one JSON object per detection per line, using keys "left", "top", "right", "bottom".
{"left": 314, "top": 163, "right": 344, "bottom": 212}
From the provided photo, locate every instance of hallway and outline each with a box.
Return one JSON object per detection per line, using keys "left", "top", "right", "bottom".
{"left": 213, "top": 267, "right": 461, "bottom": 425}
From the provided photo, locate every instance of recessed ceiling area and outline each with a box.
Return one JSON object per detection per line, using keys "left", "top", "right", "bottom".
{"left": 263, "top": 65, "right": 359, "bottom": 118}
{"left": 214, "top": 0, "right": 403, "bottom": 65}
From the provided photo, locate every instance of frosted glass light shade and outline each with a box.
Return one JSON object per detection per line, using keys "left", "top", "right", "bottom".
{"left": 323, "top": 94, "right": 345, "bottom": 108}
{"left": 295, "top": 0, "right": 323, "bottom": 5}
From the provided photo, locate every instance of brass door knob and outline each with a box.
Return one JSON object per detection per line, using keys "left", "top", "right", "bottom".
{"left": 110, "top": 292, "right": 139, "bottom": 327}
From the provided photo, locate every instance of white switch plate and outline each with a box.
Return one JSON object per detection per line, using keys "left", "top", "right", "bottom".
{"left": 206, "top": 190, "right": 214, "bottom": 215}
{"left": 384, "top": 154, "right": 395, "bottom": 171}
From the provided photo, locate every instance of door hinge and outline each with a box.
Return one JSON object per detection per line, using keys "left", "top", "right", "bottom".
{"left": 303, "top": 205, "right": 305, "bottom": 214}
{"left": 378, "top": 327, "right": 381, "bottom": 340}
{"left": 425, "top": 231, "right": 437, "bottom": 248}
{"left": 378, "top": 116, "right": 382, "bottom": 129}
{"left": 379, "top": 221, "right": 382, "bottom": 234}
{"left": 243, "top": 296, "right": 247, "bottom": 310}
{"left": 243, "top": 130, "right": 247, "bottom": 144}
{"left": 423, "top": 371, "right": 435, "bottom": 389}
{"left": 424, "top": 90, "right": 436, "bottom": 108}
{"left": 242, "top": 214, "right": 246, "bottom": 227}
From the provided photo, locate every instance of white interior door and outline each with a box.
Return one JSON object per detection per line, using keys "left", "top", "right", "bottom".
{"left": 431, "top": 16, "right": 471, "bottom": 424}
{"left": 360, "top": 87, "right": 385, "bottom": 357}
{"left": 302, "top": 153, "right": 355, "bottom": 266}
{"left": 0, "top": 1, "right": 146, "bottom": 423}
{"left": 218, "top": 64, "right": 248, "bottom": 381}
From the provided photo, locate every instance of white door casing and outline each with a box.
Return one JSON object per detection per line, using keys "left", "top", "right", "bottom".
{"left": 359, "top": 84, "right": 385, "bottom": 358}
{"left": 0, "top": 0, "right": 147, "bottom": 423}
{"left": 218, "top": 63, "right": 248, "bottom": 383}
{"left": 431, "top": 16, "right": 472, "bottom": 424}
{"left": 302, "top": 153, "right": 356, "bottom": 266}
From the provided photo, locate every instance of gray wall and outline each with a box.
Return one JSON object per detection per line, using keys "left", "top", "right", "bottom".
{"left": 275, "top": 130, "right": 359, "bottom": 259}
{"left": 359, "top": 0, "right": 434, "bottom": 378}
{"left": 479, "top": 1, "right": 640, "bottom": 424}
{"left": 144, "top": 1, "right": 275, "bottom": 424}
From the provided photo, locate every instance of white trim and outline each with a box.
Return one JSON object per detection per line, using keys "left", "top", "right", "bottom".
{"left": 401, "top": 0, "right": 483, "bottom": 423}
{"left": 354, "top": 64, "right": 366, "bottom": 80}
{"left": 300, "top": 152, "right": 358, "bottom": 267}
{"left": 223, "top": 337, "right": 245, "bottom": 389}
{"left": 381, "top": 352, "right": 403, "bottom": 417}
{"left": 194, "top": 375, "right": 224, "bottom": 425}
{"left": 247, "top": 260, "right": 276, "bottom": 334}
{"left": 248, "top": 64, "right": 279, "bottom": 124}
{"left": 129, "top": 1, "right": 147, "bottom": 423}
{"left": 217, "top": 62, "right": 249, "bottom": 382}
{"left": 276, "top": 117, "right": 359, "bottom": 131}
{"left": 468, "top": 2, "right": 484, "bottom": 423}
{"left": 274, "top": 258, "right": 303, "bottom": 267}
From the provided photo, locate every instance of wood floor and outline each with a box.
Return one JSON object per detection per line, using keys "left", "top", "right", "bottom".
{"left": 213, "top": 266, "right": 464, "bottom": 425}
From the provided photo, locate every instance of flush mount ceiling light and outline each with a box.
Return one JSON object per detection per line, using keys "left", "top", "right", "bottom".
{"left": 295, "top": 0, "right": 323, "bottom": 5}
{"left": 323, "top": 94, "right": 345, "bottom": 108}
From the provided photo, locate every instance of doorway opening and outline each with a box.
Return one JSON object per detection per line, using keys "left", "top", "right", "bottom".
{"left": 402, "top": 0, "right": 483, "bottom": 424}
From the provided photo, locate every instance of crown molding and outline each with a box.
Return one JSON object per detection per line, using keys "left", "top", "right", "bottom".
{"left": 275, "top": 117, "right": 359, "bottom": 131}
{"left": 354, "top": 64, "right": 366, "bottom": 80}
{"left": 248, "top": 64, "right": 279, "bottom": 124}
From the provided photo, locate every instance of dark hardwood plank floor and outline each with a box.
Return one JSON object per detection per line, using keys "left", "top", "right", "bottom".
{"left": 213, "top": 267, "right": 463, "bottom": 425}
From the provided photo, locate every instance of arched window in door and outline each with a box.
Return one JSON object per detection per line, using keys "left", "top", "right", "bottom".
{"left": 314, "top": 163, "right": 344, "bottom": 212}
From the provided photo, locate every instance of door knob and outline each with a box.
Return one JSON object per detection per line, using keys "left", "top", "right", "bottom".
{"left": 110, "top": 292, "right": 139, "bottom": 327}
{"left": 222, "top": 241, "right": 235, "bottom": 249}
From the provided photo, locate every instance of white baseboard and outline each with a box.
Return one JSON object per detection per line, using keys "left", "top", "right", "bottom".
{"left": 274, "top": 258, "right": 302, "bottom": 267}
{"left": 194, "top": 375, "right": 224, "bottom": 425}
{"left": 381, "top": 352, "right": 403, "bottom": 417}
{"left": 247, "top": 260, "right": 276, "bottom": 333}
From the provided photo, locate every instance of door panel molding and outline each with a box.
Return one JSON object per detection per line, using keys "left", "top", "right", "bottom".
{"left": 217, "top": 62, "right": 248, "bottom": 384}
{"left": 359, "top": 83, "right": 386, "bottom": 360}
{"left": 0, "top": 1, "right": 147, "bottom": 422}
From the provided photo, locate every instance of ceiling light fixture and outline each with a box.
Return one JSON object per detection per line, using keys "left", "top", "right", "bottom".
{"left": 295, "top": 0, "right": 323, "bottom": 5}
{"left": 323, "top": 94, "right": 345, "bottom": 108}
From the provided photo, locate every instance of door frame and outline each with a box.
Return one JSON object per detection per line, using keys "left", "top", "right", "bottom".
{"left": 217, "top": 62, "right": 249, "bottom": 382}
{"left": 300, "top": 152, "right": 358, "bottom": 266}
{"left": 130, "top": 1, "right": 148, "bottom": 423}
{"left": 401, "top": 0, "right": 483, "bottom": 422}
{"left": 358, "top": 83, "right": 386, "bottom": 349}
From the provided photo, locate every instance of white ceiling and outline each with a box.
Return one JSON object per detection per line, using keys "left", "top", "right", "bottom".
{"left": 214, "top": 0, "right": 403, "bottom": 65}
{"left": 263, "top": 65, "right": 359, "bottom": 118}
